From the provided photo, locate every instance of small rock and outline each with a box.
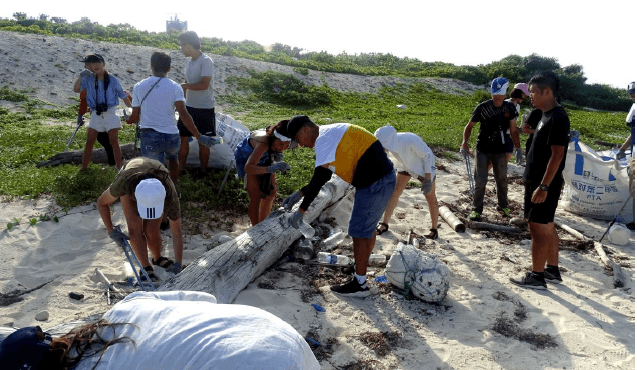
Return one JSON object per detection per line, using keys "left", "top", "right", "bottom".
{"left": 35, "top": 310, "right": 49, "bottom": 321}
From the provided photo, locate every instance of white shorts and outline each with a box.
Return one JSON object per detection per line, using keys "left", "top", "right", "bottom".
{"left": 88, "top": 106, "right": 121, "bottom": 132}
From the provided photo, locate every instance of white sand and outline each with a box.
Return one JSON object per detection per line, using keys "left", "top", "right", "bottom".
{"left": 0, "top": 31, "right": 634, "bottom": 369}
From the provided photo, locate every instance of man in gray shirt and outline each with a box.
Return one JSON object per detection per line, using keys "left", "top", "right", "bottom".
{"left": 176, "top": 31, "right": 216, "bottom": 180}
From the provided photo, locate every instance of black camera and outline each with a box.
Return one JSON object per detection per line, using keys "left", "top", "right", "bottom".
{"left": 95, "top": 103, "right": 108, "bottom": 116}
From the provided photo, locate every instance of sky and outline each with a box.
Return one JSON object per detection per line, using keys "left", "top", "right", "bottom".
{"left": 4, "top": 0, "right": 635, "bottom": 89}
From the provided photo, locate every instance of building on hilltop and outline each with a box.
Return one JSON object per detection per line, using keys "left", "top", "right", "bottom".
{"left": 166, "top": 14, "right": 187, "bottom": 33}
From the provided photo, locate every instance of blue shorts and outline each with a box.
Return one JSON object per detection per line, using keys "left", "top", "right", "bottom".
{"left": 140, "top": 128, "right": 180, "bottom": 163}
{"left": 349, "top": 170, "right": 396, "bottom": 238}
{"left": 234, "top": 137, "right": 269, "bottom": 177}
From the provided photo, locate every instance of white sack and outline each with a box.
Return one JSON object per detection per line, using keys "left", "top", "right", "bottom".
{"left": 186, "top": 112, "right": 250, "bottom": 169}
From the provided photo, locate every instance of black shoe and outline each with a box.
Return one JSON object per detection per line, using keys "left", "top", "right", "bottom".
{"left": 544, "top": 269, "right": 563, "bottom": 284}
{"left": 331, "top": 277, "right": 370, "bottom": 297}
{"left": 510, "top": 272, "right": 547, "bottom": 290}
{"left": 425, "top": 228, "right": 438, "bottom": 240}
{"left": 139, "top": 266, "right": 159, "bottom": 283}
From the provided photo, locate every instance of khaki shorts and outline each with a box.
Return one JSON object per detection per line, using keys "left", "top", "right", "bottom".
{"left": 88, "top": 106, "right": 121, "bottom": 132}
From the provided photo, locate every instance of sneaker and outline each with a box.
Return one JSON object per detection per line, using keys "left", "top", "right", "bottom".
{"left": 498, "top": 207, "right": 511, "bottom": 217}
{"left": 509, "top": 272, "right": 547, "bottom": 290}
{"left": 544, "top": 269, "right": 563, "bottom": 284}
{"left": 330, "top": 277, "right": 370, "bottom": 298}
{"left": 469, "top": 211, "right": 481, "bottom": 221}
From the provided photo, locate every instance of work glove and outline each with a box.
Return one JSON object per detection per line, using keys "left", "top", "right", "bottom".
{"left": 283, "top": 190, "right": 303, "bottom": 211}
{"left": 198, "top": 135, "right": 223, "bottom": 147}
{"left": 267, "top": 162, "right": 291, "bottom": 174}
{"left": 286, "top": 210, "right": 304, "bottom": 229}
{"left": 80, "top": 69, "right": 93, "bottom": 78}
{"left": 616, "top": 150, "right": 627, "bottom": 160}
{"left": 421, "top": 178, "right": 433, "bottom": 195}
{"left": 76, "top": 114, "right": 85, "bottom": 126}
{"left": 109, "top": 226, "right": 130, "bottom": 247}
{"left": 271, "top": 152, "right": 284, "bottom": 162}
{"left": 515, "top": 148, "right": 524, "bottom": 165}
{"left": 167, "top": 261, "right": 182, "bottom": 274}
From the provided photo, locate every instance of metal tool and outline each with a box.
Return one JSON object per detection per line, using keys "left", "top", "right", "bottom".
{"left": 217, "top": 159, "right": 235, "bottom": 197}
{"left": 113, "top": 225, "right": 156, "bottom": 291}
{"left": 461, "top": 149, "right": 475, "bottom": 197}
{"left": 64, "top": 119, "right": 83, "bottom": 152}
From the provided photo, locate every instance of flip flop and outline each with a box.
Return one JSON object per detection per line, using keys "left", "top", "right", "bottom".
{"left": 376, "top": 222, "right": 389, "bottom": 235}
{"left": 152, "top": 256, "right": 175, "bottom": 270}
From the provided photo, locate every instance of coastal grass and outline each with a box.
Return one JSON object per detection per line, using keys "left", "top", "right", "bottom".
{"left": 0, "top": 73, "right": 629, "bottom": 212}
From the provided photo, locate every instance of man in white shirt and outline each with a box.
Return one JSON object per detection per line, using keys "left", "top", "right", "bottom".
{"left": 176, "top": 31, "right": 217, "bottom": 180}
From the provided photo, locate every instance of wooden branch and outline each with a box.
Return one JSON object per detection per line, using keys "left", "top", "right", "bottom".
{"left": 466, "top": 220, "right": 520, "bottom": 234}
{"left": 159, "top": 176, "right": 350, "bottom": 303}
{"left": 555, "top": 221, "right": 625, "bottom": 288}
{"left": 37, "top": 143, "right": 139, "bottom": 168}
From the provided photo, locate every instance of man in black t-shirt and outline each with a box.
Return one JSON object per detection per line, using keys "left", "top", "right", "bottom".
{"left": 461, "top": 77, "right": 522, "bottom": 220}
{"left": 510, "top": 72, "right": 570, "bottom": 290}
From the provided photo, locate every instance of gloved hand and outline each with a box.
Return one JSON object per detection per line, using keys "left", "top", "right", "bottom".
{"left": 271, "top": 152, "right": 284, "bottom": 162}
{"left": 460, "top": 147, "right": 470, "bottom": 159}
{"left": 515, "top": 148, "right": 524, "bottom": 165}
{"left": 283, "top": 190, "right": 303, "bottom": 211}
{"left": 421, "top": 178, "right": 433, "bottom": 195}
{"left": 267, "top": 162, "right": 291, "bottom": 174}
{"left": 616, "top": 150, "right": 627, "bottom": 160}
{"left": 286, "top": 210, "right": 304, "bottom": 229}
{"left": 167, "top": 261, "right": 182, "bottom": 274}
{"left": 109, "top": 226, "right": 130, "bottom": 247}
{"left": 77, "top": 114, "right": 85, "bottom": 126}
{"left": 80, "top": 69, "right": 93, "bottom": 78}
{"left": 198, "top": 135, "right": 223, "bottom": 147}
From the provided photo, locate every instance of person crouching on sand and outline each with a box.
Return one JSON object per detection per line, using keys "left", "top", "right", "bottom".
{"left": 234, "top": 120, "right": 294, "bottom": 226}
{"left": 374, "top": 124, "right": 440, "bottom": 239}
{"left": 73, "top": 54, "right": 131, "bottom": 170}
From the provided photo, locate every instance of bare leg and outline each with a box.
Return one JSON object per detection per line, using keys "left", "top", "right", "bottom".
{"left": 546, "top": 222, "right": 560, "bottom": 266}
{"left": 81, "top": 128, "right": 99, "bottom": 170}
{"left": 424, "top": 180, "right": 439, "bottom": 230}
{"left": 167, "top": 159, "right": 179, "bottom": 185}
{"left": 380, "top": 173, "right": 410, "bottom": 229}
{"left": 529, "top": 221, "right": 554, "bottom": 272}
{"left": 258, "top": 174, "right": 276, "bottom": 223}
{"left": 245, "top": 173, "right": 263, "bottom": 226}
{"left": 178, "top": 137, "right": 190, "bottom": 172}
{"left": 107, "top": 129, "right": 122, "bottom": 168}
{"left": 198, "top": 143, "right": 210, "bottom": 172}
{"left": 120, "top": 195, "right": 151, "bottom": 268}
{"left": 353, "top": 235, "right": 375, "bottom": 276}
{"left": 143, "top": 217, "right": 163, "bottom": 262}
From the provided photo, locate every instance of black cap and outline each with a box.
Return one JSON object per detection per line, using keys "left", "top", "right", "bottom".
{"left": 80, "top": 53, "right": 105, "bottom": 63}
{"left": 286, "top": 115, "right": 313, "bottom": 139}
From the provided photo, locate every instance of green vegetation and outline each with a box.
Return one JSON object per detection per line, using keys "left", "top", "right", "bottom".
{"left": 0, "top": 18, "right": 631, "bottom": 111}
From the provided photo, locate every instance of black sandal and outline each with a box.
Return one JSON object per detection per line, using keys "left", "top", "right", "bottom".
{"left": 140, "top": 266, "right": 159, "bottom": 282}
{"left": 425, "top": 228, "right": 438, "bottom": 240}
{"left": 376, "top": 222, "right": 389, "bottom": 235}
{"left": 152, "top": 256, "right": 175, "bottom": 270}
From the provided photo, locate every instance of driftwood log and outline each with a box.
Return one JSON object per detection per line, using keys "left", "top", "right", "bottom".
{"left": 466, "top": 220, "right": 520, "bottom": 234}
{"left": 439, "top": 206, "right": 465, "bottom": 232}
{"left": 159, "top": 176, "right": 350, "bottom": 303}
{"left": 37, "top": 143, "right": 139, "bottom": 168}
{"left": 555, "top": 221, "right": 625, "bottom": 288}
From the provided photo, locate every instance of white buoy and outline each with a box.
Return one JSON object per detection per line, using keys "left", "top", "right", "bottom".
{"left": 607, "top": 224, "right": 631, "bottom": 245}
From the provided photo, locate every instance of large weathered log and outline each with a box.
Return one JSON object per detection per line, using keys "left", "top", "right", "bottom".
{"left": 159, "top": 176, "right": 351, "bottom": 303}
{"left": 555, "top": 221, "right": 625, "bottom": 288}
{"left": 37, "top": 143, "right": 139, "bottom": 168}
{"left": 466, "top": 220, "right": 520, "bottom": 234}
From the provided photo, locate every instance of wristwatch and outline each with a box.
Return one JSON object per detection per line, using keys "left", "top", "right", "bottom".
{"left": 539, "top": 184, "right": 549, "bottom": 191}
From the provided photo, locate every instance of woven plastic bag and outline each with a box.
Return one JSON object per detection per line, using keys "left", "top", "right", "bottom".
{"left": 385, "top": 242, "right": 450, "bottom": 303}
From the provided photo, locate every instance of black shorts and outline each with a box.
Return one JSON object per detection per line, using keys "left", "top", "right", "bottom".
{"left": 177, "top": 107, "right": 216, "bottom": 137}
{"left": 524, "top": 179, "right": 563, "bottom": 224}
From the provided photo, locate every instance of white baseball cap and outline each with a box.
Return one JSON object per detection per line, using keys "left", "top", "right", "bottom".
{"left": 135, "top": 178, "right": 166, "bottom": 219}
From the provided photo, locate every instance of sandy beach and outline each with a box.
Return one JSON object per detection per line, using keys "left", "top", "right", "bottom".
{"left": 0, "top": 31, "right": 634, "bottom": 369}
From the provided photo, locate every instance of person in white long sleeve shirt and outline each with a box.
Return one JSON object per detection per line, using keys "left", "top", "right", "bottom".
{"left": 374, "top": 125, "right": 439, "bottom": 239}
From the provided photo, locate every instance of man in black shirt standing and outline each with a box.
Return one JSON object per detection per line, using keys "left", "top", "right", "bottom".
{"left": 461, "top": 77, "right": 523, "bottom": 220}
{"left": 510, "top": 72, "right": 570, "bottom": 290}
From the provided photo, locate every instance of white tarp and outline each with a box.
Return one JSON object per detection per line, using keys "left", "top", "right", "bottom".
{"left": 561, "top": 138, "right": 634, "bottom": 222}
{"left": 185, "top": 112, "right": 250, "bottom": 169}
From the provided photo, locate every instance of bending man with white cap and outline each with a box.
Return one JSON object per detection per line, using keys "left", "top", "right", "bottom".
{"left": 97, "top": 157, "right": 184, "bottom": 281}
{"left": 461, "top": 77, "right": 522, "bottom": 221}
{"left": 374, "top": 125, "right": 439, "bottom": 239}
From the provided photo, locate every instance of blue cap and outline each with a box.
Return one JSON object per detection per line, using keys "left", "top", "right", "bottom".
{"left": 0, "top": 326, "right": 52, "bottom": 369}
{"left": 490, "top": 77, "right": 509, "bottom": 95}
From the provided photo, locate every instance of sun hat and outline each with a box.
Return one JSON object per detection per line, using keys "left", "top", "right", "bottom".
{"left": 0, "top": 326, "right": 52, "bottom": 369}
{"left": 135, "top": 178, "right": 166, "bottom": 220}
{"left": 513, "top": 83, "right": 530, "bottom": 96}
{"left": 79, "top": 53, "right": 105, "bottom": 63}
{"left": 374, "top": 125, "right": 399, "bottom": 152}
{"left": 491, "top": 77, "right": 509, "bottom": 95}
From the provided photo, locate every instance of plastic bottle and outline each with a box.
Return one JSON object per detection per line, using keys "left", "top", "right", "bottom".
{"left": 123, "top": 262, "right": 135, "bottom": 286}
{"left": 368, "top": 254, "right": 386, "bottom": 266}
{"left": 317, "top": 252, "right": 350, "bottom": 266}
{"left": 322, "top": 231, "right": 346, "bottom": 249}
{"left": 292, "top": 238, "right": 314, "bottom": 260}
{"left": 299, "top": 220, "right": 315, "bottom": 239}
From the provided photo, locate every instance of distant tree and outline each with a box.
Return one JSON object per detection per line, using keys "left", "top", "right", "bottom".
{"left": 39, "top": 14, "right": 49, "bottom": 21}
{"left": 13, "top": 12, "right": 27, "bottom": 21}
{"left": 51, "top": 17, "right": 67, "bottom": 24}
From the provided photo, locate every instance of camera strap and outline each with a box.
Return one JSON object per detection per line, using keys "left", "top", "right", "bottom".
{"left": 140, "top": 77, "right": 164, "bottom": 108}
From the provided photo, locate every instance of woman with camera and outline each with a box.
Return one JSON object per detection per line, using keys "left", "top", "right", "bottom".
{"left": 73, "top": 54, "right": 131, "bottom": 170}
